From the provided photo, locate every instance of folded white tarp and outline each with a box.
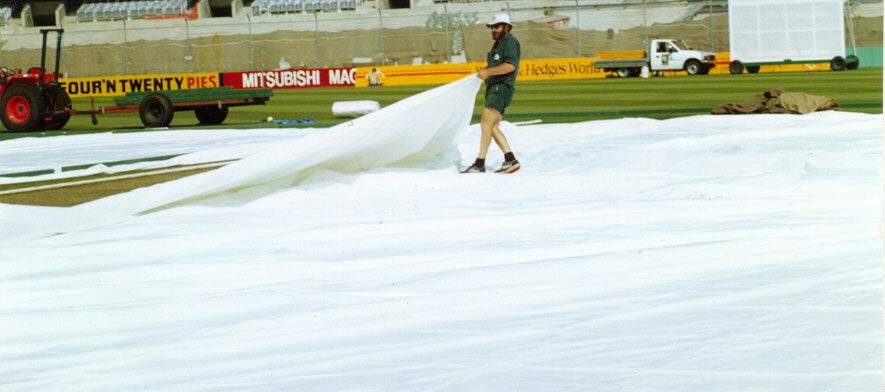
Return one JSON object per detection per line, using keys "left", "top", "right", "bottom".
{"left": 80, "top": 75, "right": 482, "bottom": 214}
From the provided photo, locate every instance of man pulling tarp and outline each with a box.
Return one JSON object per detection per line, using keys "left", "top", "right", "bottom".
{"left": 713, "top": 87, "right": 840, "bottom": 115}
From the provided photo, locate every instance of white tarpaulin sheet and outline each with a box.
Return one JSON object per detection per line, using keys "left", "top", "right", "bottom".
{"left": 1, "top": 110, "right": 882, "bottom": 392}
{"left": 81, "top": 75, "right": 482, "bottom": 214}
{"left": 729, "top": 0, "right": 846, "bottom": 63}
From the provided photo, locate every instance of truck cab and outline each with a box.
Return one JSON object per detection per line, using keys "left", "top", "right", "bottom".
{"left": 650, "top": 39, "right": 715, "bottom": 74}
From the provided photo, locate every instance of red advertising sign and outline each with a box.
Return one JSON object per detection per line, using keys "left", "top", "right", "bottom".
{"left": 221, "top": 68, "right": 357, "bottom": 89}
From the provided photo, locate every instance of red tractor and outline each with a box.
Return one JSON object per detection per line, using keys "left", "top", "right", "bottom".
{"left": 0, "top": 28, "right": 71, "bottom": 132}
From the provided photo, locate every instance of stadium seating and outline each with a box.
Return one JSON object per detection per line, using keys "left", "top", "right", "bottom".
{"left": 0, "top": 6, "right": 11, "bottom": 25}
{"left": 77, "top": 0, "right": 190, "bottom": 21}
{"left": 250, "top": 0, "right": 361, "bottom": 15}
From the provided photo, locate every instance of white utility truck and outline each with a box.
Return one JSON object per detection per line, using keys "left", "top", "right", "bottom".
{"left": 593, "top": 39, "right": 717, "bottom": 77}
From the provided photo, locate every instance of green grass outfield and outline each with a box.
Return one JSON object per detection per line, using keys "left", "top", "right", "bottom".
{"left": 1, "top": 68, "right": 881, "bottom": 140}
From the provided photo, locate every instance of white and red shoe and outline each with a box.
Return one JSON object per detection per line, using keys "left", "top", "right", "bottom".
{"left": 495, "top": 160, "right": 520, "bottom": 173}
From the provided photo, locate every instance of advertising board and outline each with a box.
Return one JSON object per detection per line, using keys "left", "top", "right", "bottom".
{"left": 353, "top": 58, "right": 606, "bottom": 87}
{"left": 59, "top": 73, "right": 220, "bottom": 98}
{"left": 221, "top": 68, "right": 357, "bottom": 89}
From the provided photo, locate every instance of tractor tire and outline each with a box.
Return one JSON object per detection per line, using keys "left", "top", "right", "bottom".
{"left": 194, "top": 106, "right": 229, "bottom": 125}
{"left": 44, "top": 89, "right": 72, "bottom": 130}
{"left": 139, "top": 93, "right": 174, "bottom": 128}
{"left": 830, "top": 56, "right": 847, "bottom": 71}
{"left": 746, "top": 66, "right": 761, "bottom": 74}
{"left": 729, "top": 60, "right": 744, "bottom": 75}
{"left": 1, "top": 84, "right": 46, "bottom": 132}
{"left": 684, "top": 59, "right": 702, "bottom": 75}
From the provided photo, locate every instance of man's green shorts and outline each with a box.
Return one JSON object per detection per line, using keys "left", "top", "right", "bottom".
{"left": 484, "top": 83, "right": 514, "bottom": 114}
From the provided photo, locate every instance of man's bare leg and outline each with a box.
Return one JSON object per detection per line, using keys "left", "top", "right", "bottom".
{"left": 462, "top": 106, "right": 518, "bottom": 173}
{"left": 479, "top": 107, "right": 511, "bottom": 159}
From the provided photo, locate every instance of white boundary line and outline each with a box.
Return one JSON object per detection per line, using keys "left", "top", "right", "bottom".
{"left": 0, "top": 162, "right": 228, "bottom": 196}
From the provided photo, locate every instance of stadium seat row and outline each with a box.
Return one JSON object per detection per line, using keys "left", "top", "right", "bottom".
{"left": 77, "top": 0, "right": 189, "bottom": 21}
{"left": 251, "top": 0, "right": 363, "bottom": 15}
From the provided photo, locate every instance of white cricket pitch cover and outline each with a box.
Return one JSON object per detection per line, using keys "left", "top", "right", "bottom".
{"left": 0, "top": 75, "right": 883, "bottom": 391}
{"left": 81, "top": 75, "right": 483, "bottom": 215}
{"left": 729, "top": 0, "right": 846, "bottom": 63}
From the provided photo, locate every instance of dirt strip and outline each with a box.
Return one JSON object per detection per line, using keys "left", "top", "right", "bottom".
{"left": 0, "top": 165, "right": 222, "bottom": 207}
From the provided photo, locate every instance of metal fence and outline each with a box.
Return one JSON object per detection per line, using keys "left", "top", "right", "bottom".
{"left": 0, "top": 1, "right": 775, "bottom": 77}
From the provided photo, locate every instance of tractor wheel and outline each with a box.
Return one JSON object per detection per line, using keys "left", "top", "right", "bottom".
{"left": 1, "top": 84, "right": 46, "bottom": 132}
{"left": 194, "top": 106, "right": 229, "bottom": 125}
{"left": 746, "top": 66, "right": 761, "bottom": 74}
{"left": 44, "top": 89, "right": 72, "bottom": 130}
{"left": 139, "top": 93, "right": 174, "bottom": 128}
{"left": 684, "top": 59, "right": 702, "bottom": 75}
{"left": 729, "top": 60, "right": 744, "bottom": 75}
{"left": 830, "top": 56, "right": 847, "bottom": 71}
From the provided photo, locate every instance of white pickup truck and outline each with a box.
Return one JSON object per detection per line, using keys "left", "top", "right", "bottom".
{"left": 593, "top": 39, "right": 717, "bottom": 77}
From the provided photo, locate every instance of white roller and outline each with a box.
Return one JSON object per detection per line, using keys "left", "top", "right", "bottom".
{"left": 332, "top": 100, "right": 381, "bottom": 118}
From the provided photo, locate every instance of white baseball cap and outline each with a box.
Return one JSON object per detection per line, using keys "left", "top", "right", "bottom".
{"left": 486, "top": 13, "right": 512, "bottom": 27}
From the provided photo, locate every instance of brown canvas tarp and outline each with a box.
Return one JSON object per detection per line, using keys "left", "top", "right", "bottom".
{"left": 712, "top": 87, "right": 840, "bottom": 114}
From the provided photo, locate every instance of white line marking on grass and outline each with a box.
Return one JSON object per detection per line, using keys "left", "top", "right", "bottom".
{"left": 0, "top": 162, "right": 230, "bottom": 196}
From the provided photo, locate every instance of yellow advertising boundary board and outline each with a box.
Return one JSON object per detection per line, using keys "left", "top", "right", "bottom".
{"left": 354, "top": 54, "right": 830, "bottom": 87}
{"left": 707, "top": 53, "right": 831, "bottom": 74}
{"left": 354, "top": 58, "right": 606, "bottom": 87}
{"left": 59, "top": 73, "right": 220, "bottom": 98}
{"left": 354, "top": 63, "right": 479, "bottom": 87}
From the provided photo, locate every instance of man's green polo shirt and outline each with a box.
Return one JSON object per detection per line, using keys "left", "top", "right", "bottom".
{"left": 486, "top": 33, "right": 520, "bottom": 87}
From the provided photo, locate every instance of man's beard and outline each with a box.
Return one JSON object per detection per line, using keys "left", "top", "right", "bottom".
{"left": 492, "top": 29, "right": 505, "bottom": 41}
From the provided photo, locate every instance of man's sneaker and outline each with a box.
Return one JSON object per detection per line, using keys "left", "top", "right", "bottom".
{"left": 495, "top": 160, "right": 521, "bottom": 173}
{"left": 460, "top": 163, "right": 486, "bottom": 173}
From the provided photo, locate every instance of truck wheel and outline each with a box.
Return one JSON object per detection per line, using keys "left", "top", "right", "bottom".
{"left": 44, "top": 89, "right": 72, "bottom": 130}
{"left": 194, "top": 106, "right": 229, "bottom": 125}
{"left": 729, "top": 60, "right": 744, "bottom": 74}
{"left": 847, "top": 58, "right": 860, "bottom": 70}
{"left": 1, "top": 84, "right": 46, "bottom": 132}
{"left": 746, "top": 66, "right": 761, "bottom": 74}
{"left": 684, "top": 59, "right": 702, "bottom": 75}
{"left": 139, "top": 93, "right": 174, "bottom": 128}
{"left": 829, "top": 56, "right": 847, "bottom": 71}
{"left": 616, "top": 68, "right": 632, "bottom": 78}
